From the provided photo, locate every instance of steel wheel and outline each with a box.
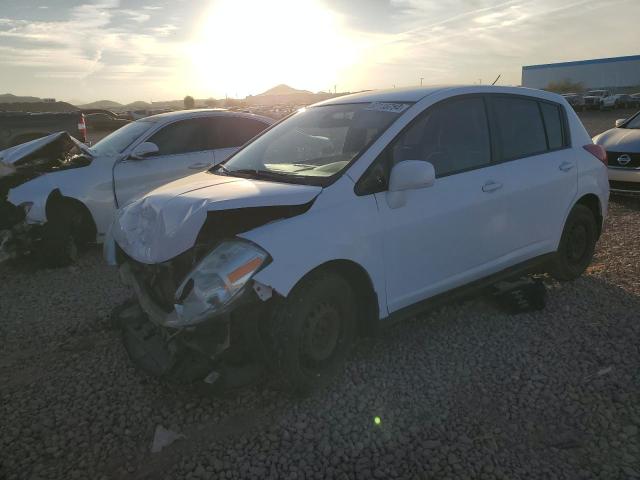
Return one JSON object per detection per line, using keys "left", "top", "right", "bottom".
{"left": 300, "top": 303, "right": 341, "bottom": 367}
{"left": 270, "top": 271, "right": 356, "bottom": 394}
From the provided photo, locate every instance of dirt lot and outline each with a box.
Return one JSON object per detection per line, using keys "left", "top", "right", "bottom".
{"left": 578, "top": 107, "right": 638, "bottom": 137}
{"left": 1, "top": 112, "right": 639, "bottom": 480}
{"left": 87, "top": 129, "right": 111, "bottom": 146}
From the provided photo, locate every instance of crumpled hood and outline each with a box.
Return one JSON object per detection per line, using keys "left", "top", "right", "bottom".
{"left": 0, "top": 131, "right": 91, "bottom": 170}
{"left": 112, "top": 171, "right": 322, "bottom": 264}
{"left": 593, "top": 128, "right": 640, "bottom": 151}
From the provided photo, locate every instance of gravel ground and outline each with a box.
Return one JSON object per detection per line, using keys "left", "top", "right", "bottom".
{"left": 1, "top": 115, "right": 640, "bottom": 480}
{"left": 1, "top": 199, "right": 639, "bottom": 480}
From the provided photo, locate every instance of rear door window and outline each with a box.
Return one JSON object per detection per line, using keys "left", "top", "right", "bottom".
{"left": 490, "top": 97, "right": 547, "bottom": 160}
{"left": 540, "top": 102, "right": 566, "bottom": 150}
{"left": 214, "top": 117, "right": 270, "bottom": 149}
{"left": 147, "top": 118, "right": 209, "bottom": 155}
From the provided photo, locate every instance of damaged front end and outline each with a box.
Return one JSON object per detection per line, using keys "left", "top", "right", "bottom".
{"left": 0, "top": 132, "right": 92, "bottom": 262}
{"left": 112, "top": 212, "right": 316, "bottom": 388}
{"left": 107, "top": 173, "right": 318, "bottom": 387}
{"left": 114, "top": 241, "right": 277, "bottom": 388}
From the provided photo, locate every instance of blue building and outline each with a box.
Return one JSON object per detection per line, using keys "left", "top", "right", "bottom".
{"left": 522, "top": 55, "right": 640, "bottom": 90}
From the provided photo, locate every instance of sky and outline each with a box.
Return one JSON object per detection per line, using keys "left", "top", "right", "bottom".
{"left": 0, "top": 0, "right": 639, "bottom": 104}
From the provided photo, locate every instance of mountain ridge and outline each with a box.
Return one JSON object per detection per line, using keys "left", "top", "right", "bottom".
{"left": 256, "top": 84, "right": 313, "bottom": 96}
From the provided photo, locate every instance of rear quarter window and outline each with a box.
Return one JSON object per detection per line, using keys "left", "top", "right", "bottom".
{"left": 540, "top": 102, "right": 566, "bottom": 150}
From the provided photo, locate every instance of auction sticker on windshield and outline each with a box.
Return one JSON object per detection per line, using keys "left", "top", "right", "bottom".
{"left": 364, "top": 102, "right": 410, "bottom": 113}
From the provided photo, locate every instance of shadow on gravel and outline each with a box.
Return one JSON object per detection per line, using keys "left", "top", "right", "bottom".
{"left": 2, "top": 243, "right": 102, "bottom": 273}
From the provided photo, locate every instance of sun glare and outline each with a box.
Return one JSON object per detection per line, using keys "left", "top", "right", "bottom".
{"left": 188, "top": 0, "right": 358, "bottom": 97}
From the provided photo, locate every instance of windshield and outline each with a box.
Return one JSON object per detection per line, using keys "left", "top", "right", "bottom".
{"left": 215, "top": 102, "right": 410, "bottom": 184}
{"left": 624, "top": 113, "right": 640, "bottom": 129}
{"left": 89, "top": 120, "right": 154, "bottom": 156}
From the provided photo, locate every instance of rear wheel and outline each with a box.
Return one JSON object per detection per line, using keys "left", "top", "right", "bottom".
{"left": 269, "top": 271, "right": 356, "bottom": 394}
{"left": 549, "top": 205, "right": 597, "bottom": 281}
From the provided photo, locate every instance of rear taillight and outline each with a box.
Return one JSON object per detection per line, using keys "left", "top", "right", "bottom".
{"left": 583, "top": 144, "right": 607, "bottom": 165}
{"left": 78, "top": 114, "right": 87, "bottom": 143}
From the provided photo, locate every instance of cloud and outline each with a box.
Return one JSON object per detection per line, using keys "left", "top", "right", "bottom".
{"left": 2, "top": 0, "right": 640, "bottom": 101}
{"left": 118, "top": 9, "right": 152, "bottom": 23}
{"left": 0, "top": 0, "right": 183, "bottom": 86}
{"left": 151, "top": 23, "right": 178, "bottom": 37}
{"left": 335, "top": 0, "right": 640, "bottom": 89}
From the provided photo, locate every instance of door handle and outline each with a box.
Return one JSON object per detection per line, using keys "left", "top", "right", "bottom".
{"left": 482, "top": 181, "right": 503, "bottom": 193}
{"left": 559, "top": 161, "right": 575, "bottom": 172}
{"left": 188, "top": 162, "right": 210, "bottom": 170}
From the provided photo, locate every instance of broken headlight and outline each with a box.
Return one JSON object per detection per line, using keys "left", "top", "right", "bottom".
{"left": 173, "top": 239, "right": 269, "bottom": 326}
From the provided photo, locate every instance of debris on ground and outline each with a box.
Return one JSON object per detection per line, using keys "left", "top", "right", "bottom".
{"left": 150, "top": 425, "right": 185, "bottom": 453}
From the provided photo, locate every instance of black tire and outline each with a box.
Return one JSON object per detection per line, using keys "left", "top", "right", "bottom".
{"left": 39, "top": 203, "right": 92, "bottom": 267}
{"left": 269, "top": 271, "right": 357, "bottom": 394}
{"left": 549, "top": 205, "right": 597, "bottom": 281}
{"left": 39, "top": 221, "right": 79, "bottom": 267}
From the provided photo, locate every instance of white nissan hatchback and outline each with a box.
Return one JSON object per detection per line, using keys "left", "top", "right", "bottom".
{"left": 106, "top": 86, "right": 609, "bottom": 392}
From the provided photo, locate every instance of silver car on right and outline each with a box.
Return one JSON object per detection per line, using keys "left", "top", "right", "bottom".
{"left": 593, "top": 111, "right": 640, "bottom": 194}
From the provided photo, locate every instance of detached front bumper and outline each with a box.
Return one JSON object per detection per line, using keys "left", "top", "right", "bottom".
{"left": 114, "top": 300, "right": 232, "bottom": 382}
{"left": 115, "top": 259, "right": 273, "bottom": 384}
{"left": 608, "top": 167, "right": 640, "bottom": 195}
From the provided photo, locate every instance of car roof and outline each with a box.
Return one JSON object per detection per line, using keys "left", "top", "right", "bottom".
{"left": 312, "top": 86, "right": 454, "bottom": 105}
{"left": 312, "top": 85, "right": 566, "bottom": 107}
{"left": 141, "top": 108, "right": 274, "bottom": 124}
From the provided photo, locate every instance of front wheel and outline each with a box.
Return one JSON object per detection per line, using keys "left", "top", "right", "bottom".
{"left": 269, "top": 271, "right": 357, "bottom": 394}
{"left": 39, "top": 203, "right": 93, "bottom": 267}
{"left": 39, "top": 220, "right": 79, "bottom": 267}
{"left": 549, "top": 205, "right": 597, "bottom": 281}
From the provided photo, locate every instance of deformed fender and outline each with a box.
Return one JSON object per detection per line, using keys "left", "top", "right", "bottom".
{"left": 6, "top": 176, "right": 53, "bottom": 224}
{"left": 240, "top": 176, "right": 388, "bottom": 318}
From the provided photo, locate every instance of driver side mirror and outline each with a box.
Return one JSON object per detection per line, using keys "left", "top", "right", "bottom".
{"left": 615, "top": 118, "right": 626, "bottom": 128}
{"left": 386, "top": 160, "right": 435, "bottom": 209}
{"left": 129, "top": 141, "right": 159, "bottom": 160}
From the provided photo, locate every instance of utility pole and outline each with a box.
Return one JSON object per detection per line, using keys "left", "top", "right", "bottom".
{"left": 420, "top": 77, "right": 424, "bottom": 86}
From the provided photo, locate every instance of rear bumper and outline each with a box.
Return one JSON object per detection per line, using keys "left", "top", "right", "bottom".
{"left": 608, "top": 167, "right": 640, "bottom": 195}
